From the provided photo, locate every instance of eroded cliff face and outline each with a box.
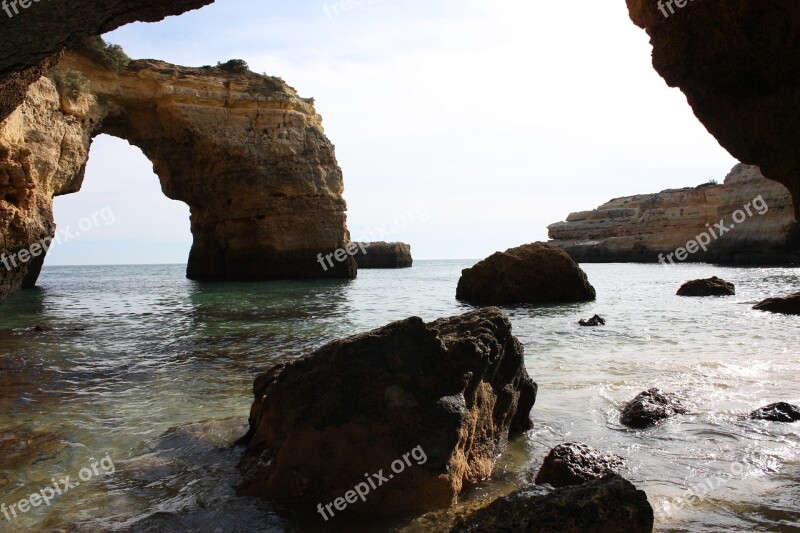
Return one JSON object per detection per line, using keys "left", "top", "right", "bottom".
{"left": 0, "top": 51, "right": 355, "bottom": 299}
{"left": 0, "top": 0, "right": 214, "bottom": 121}
{"left": 548, "top": 165, "right": 800, "bottom": 264}
{"left": 626, "top": 0, "right": 800, "bottom": 219}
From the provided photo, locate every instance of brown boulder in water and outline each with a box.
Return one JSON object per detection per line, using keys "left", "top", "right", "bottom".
{"left": 450, "top": 475, "right": 654, "bottom": 533}
{"left": 579, "top": 315, "right": 606, "bottom": 327}
{"left": 620, "top": 388, "right": 688, "bottom": 429}
{"left": 237, "top": 307, "right": 537, "bottom": 517}
{"left": 753, "top": 292, "right": 800, "bottom": 315}
{"left": 534, "top": 443, "right": 623, "bottom": 488}
{"left": 456, "top": 243, "right": 596, "bottom": 306}
{"left": 750, "top": 402, "right": 800, "bottom": 422}
{"left": 353, "top": 241, "right": 413, "bottom": 268}
{"left": 677, "top": 277, "right": 735, "bottom": 297}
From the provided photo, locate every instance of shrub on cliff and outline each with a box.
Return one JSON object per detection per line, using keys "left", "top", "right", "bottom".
{"left": 217, "top": 59, "right": 249, "bottom": 73}
{"left": 77, "top": 36, "right": 131, "bottom": 72}
{"left": 51, "top": 69, "right": 90, "bottom": 98}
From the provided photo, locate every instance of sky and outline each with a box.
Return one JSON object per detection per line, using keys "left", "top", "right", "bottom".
{"left": 47, "top": 0, "right": 738, "bottom": 265}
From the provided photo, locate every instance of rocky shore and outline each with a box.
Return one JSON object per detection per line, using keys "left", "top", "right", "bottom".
{"left": 548, "top": 164, "right": 799, "bottom": 265}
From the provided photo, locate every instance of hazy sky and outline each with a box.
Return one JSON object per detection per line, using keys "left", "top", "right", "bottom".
{"left": 47, "top": 0, "right": 737, "bottom": 265}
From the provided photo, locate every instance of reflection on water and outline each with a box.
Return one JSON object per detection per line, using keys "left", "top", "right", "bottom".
{"left": 0, "top": 262, "right": 797, "bottom": 531}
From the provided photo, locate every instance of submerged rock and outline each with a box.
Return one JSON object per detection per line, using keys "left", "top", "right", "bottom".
{"left": 450, "top": 475, "right": 654, "bottom": 533}
{"left": 354, "top": 241, "right": 413, "bottom": 268}
{"left": 238, "top": 307, "right": 537, "bottom": 517}
{"left": 534, "top": 443, "right": 623, "bottom": 488}
{"left": 677, "top": 277, "right": 736, "bottom": 297}
{"left": 753, "top": 292, "right": 800, "bottom": 315}
{"left": 750, "top": 402, "right": 800, "bottom": 422}
{"left": 456, "top": 243, "right": 596, "bottom": 306}
{"left": 620, "top": 388, "right": 688, "bottom": 429}
{"left": 579, "top": 315, "right": 606, "bottom": 327}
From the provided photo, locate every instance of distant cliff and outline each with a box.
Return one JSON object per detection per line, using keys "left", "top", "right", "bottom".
{"left": 0, "top": 49, "right": 355, "bottom": 299}
{"left": 548, "top": 164, "right": 800, "bottom": 265}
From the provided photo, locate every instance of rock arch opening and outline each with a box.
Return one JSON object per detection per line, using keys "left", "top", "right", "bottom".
{"left": 48, "top": 134, "right": 191, "bottom": 266}
{"left": 0, "top": 49, "right": 355, "bottom": 299}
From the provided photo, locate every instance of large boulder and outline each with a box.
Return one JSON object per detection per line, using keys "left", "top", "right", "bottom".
{"left": 753, "top": 292, "right": 800, "bottom": 315}
{"left": 354, "top": 241, "right": 413, "bottom": 268}
{"left": 750, "top": 402, "right": 800, "bottom": 422}
{"left": 456, "top": 243, "right": 596, "bottom": 306}
{"left": 534, "top": 443, "right": 623, "bottom": 488}
{"left": 677, "top": 277, "right": 736, "bottom": 297}
{"left": 620, "top": 388, "right": 688, "bottom": 429}
{"left": 237, "top": 307, "right": 537, "bottom": 517}
{"left": 450, "top": 475, "right": 654, "bottom": 533}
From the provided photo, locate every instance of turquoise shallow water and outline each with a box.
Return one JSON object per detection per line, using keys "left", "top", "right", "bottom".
{"left": 0, "top": 261, "right": 798, "bottom": 531}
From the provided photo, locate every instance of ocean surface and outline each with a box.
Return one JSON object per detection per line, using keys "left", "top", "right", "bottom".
{"left": 0, "top": 261, "right": 798, "bottom": 532}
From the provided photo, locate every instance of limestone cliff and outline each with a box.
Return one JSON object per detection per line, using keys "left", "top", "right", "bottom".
{"left": 0, "top": 50, "right": 355, "bottom": 299}
{"left": 548, "top": 165, "right": 800, "bottom": 264}
{"left": 626, "top": 0, "right": 800, "bottom": 220}
{"left": 0, "top": 0, "right": 214, "bottom": 121}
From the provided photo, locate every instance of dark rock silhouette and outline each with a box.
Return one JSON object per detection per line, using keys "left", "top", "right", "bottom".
{"left": 238, "top": 307, "right": 536, "bottom": 516}
{"left": 354, "top": 242, "right": 412, "bottom": 268}
{"left": 456, "top": 243, "right": 596, "bottom": 306}
{"left": 534, "top": 443, "right": 623, "bottom": 488}
{"left": 753, "top": 292, "right": 800, "bottom": 315}
{"left": 579, "top": 315, "right": 606, "bottom": 327}
{"left": 750, "top": 402, "right": 800, "bottom": 422}
{"left": 620, "top": 388, "right": 687, "bottom": 429}
{"left": 677, "top": 277, "right": 735, "bottom": 297}
{"left": 450, "top": 475, "right": 654, "bottom": 533}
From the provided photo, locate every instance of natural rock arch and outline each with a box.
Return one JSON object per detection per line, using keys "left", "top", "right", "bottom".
{"left": 0, "top": 51, "right": 355, "bottom": 299}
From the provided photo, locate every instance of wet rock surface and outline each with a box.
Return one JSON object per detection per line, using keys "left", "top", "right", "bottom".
{"left": 238, "top": 307, "right": 537, "bottom": 517}
{"left": 534, "top": 443, "right": 623, "bottom": 488}
{"left": 456, "top": 243, "right": 596, "bottom": 306}
{"left": 579, "top": 315, "right": 605, "bottom": 327}
{"left": 753, "top": 292, "right": 800, "bottom": 315}
{"left": 750, "top": 402, "right": 800, "bottom": 422}
{"left": 620, "top": 388, "right": 688, "bottom": 429}
{"left": 449, "top": 475, "right": 654, "bottom": 533}
{"left": 677, "top": 277, "right": 736, "bottom": 297}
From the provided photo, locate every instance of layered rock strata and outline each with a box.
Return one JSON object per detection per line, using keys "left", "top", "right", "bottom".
{"left": 238, "top": 307, "right": 537, "bottom": 517}
{"left": 0, "top": 0, "right": 214, "bottom": 121}
{"left": 353, "top": 241, "right": 413, "bottom": 268}
{"left": 548, "top": 165, "right": 800, "bottom": 264}
{"left": 0, "top": 50, "right": 355, "bottom": 298}
{"left": 626, "top": 0, "right": 800, "bottom": 221}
